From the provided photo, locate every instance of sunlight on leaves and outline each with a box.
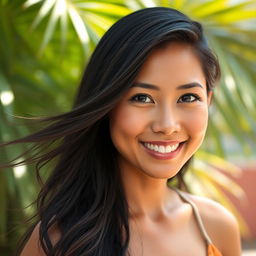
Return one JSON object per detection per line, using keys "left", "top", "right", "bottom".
{"left": 0, "top": 91, "right": 14, "bottom": 106}
{"left": 13, "top": 165, "right": 27, "bottom": 179}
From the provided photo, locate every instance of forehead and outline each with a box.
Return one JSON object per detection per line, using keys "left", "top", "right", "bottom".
{"left": 135, "top": 42, "right": 206, "bottom": 89}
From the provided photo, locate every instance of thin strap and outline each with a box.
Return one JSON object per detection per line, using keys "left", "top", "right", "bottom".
{"left": 172, "top": 187, "right": 212, "bottom": 245}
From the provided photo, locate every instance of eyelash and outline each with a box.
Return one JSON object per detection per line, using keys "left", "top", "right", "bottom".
{"left": 178, "top": 93, "right": 201, "bottom": 103}
{"left": 129, "top": 93, "right": 201, "bottom": 104}
{"left": 129, "top": 94, "right": 154, "bottom": 103}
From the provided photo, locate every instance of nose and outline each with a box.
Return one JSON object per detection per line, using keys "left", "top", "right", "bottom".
{"left": 151, "top": 105, "right": 181, "bottom": 135}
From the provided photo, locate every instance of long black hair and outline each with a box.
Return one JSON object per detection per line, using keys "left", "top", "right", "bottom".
{"left": 0, "top": 7, "right": 220, "bottom": 256}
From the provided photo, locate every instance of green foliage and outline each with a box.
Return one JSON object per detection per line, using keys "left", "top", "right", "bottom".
{"left": 0, "top": 0, "right": 255, "bottom": 254}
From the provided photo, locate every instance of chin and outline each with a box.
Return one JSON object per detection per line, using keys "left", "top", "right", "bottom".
{"left": 141, "top": 166, "right": 182, "bottom": 180}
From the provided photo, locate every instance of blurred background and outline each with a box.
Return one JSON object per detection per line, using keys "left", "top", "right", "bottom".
{"left": 0, "top": 0, "right": 255, "bottom": 255}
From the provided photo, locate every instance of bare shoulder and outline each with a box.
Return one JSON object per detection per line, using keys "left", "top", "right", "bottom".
{"left": 20, "top": 221, "right": 61, "bottom": 256}
{"left": 184, "top": 192, "right": 241, "bottom": 256}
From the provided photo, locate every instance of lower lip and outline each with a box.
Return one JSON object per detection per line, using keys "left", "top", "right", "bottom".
{"left": 141, "top": 142, "right": 185, "bottom": 160}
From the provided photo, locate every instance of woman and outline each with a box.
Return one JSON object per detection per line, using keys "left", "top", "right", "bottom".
{"left": 1, "top": 7, "right": 240, "bottom": 256}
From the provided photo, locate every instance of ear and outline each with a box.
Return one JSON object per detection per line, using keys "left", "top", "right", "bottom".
{"left": 207, "top": 91, "right": 213, "bottom": 106}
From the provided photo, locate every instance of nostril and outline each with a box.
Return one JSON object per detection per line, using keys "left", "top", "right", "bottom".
{"left": 151, "top": 113, "right": 181, "bottom": 135}
{"left": 151, "top": 123, "right": 181, "bottom": 135}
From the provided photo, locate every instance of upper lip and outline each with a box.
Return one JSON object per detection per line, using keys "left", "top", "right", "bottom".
{"left": 140, "top": 140, "right": 184, "bottom": 146}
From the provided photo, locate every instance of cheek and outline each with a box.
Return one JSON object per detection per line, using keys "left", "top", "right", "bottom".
{"left": 183, "top": 106, "right": 209, "bottom": 137}
{"left": 109, "top": 104, "right": 147, "bottom": 147}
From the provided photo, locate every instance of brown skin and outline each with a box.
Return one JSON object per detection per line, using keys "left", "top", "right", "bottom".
{"left": 20, "top": 43, "right": 241, "bottom": 256}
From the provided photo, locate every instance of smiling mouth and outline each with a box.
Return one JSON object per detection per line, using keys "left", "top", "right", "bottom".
{"left": 140, "top": 141, "right": 186, "bottom": 160}
{"left": 143, "top": 142, "right": 179, "bottom": 153}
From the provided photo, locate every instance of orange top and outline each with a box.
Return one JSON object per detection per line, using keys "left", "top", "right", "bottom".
{"left": 208, "top": 244, "right": 222, "bottom": 256}
{"left": 173, "top": 188, "right": 223, "bottom": 256}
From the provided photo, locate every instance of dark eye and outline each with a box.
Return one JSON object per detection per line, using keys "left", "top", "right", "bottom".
{"left": 130, "top": 94, "right": 154, "bottom": 103}
{"left": 178, "top": 94, "right": 200, "bottom": 103}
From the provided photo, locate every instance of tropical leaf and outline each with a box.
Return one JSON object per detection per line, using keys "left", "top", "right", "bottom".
{"left": 23, "top": 0, "right": 132, "bottom": 56}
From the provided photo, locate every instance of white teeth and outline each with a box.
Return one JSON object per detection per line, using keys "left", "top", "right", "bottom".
{"left": 166, "top": 145, "right": 172, "bottom": 153}
{"left": 144, "top": 143, "right": 179, "bottom": 153}
{"left": 159, "top": 146, "right": 165, "bottom": 153}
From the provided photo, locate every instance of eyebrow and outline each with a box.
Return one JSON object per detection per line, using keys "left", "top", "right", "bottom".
{"left": 132, "top": 82, "right": 204, "bottom": 90}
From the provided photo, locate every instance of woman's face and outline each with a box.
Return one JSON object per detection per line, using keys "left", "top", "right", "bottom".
{"left": 109, "top": 42, "right": 212, "bottom": 179}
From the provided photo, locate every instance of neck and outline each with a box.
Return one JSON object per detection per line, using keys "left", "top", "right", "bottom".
{"left": 119, "top": 158, "right": 179, "bottom": 221}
